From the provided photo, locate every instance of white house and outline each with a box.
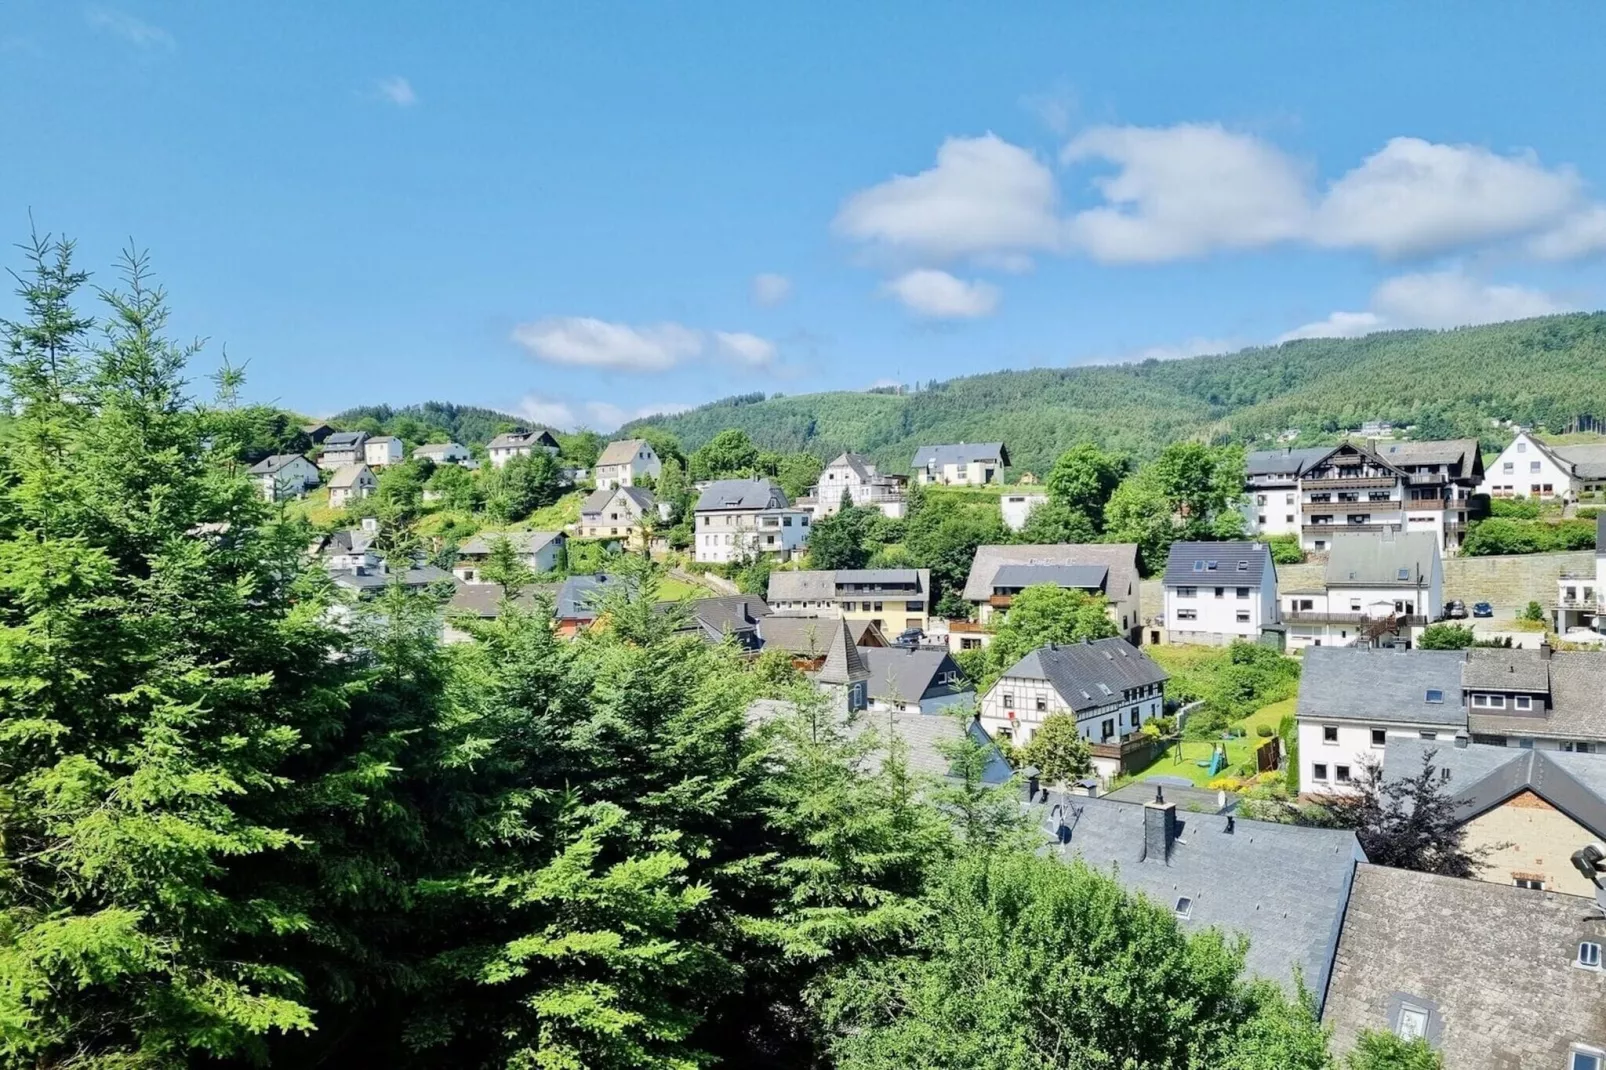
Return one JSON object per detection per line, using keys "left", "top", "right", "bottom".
{"left": 317, "top": 431, "right": 368, "bottom": 471}
{"left": 593, "top": 439, "right": 660, "bottom": 490}
{"left": 962, "top": 544, "right": 1143, "bottom": 644}
{"left": 1557, "top": 515, "right": 1606, "bottom": 635}
{"left": 246, "top": 453, "right": 320, "bottom": 502}
{"left": 693, "top": 479, "right": 810, "bottom": 564}
{"left": 363, "top": 436, "right": 404, "bottom": 467}
{"left": 454, "top": 530, "right": 566, "bottom": 582}
{"left": 575, "top": 486, "right": 657, "bottom": 547}
{"left": 766, "top": 568, "right": 933, "bottom": 634}
{"left": 1160, "top": 541, "right": 1279, "bottom": 645}
{"left": 1282, "top": 531, "right": 1442, "bottom": 650}
{"left": 978, "top": 638, "right": 1167, "bottom": 755}
{"left": 316, "top": 520, "right": 382, "bottom": 571}
{"left": 486, "top": 429, "right": 561, "bottom": 469}
{"left": 414, "top": 441, "right": 473, "bottom": 467}
{"left": 327, "top": 463, "right": 378, "bottom": 508}
{"left": 1478, "top": 430, "right": 1606, "bottom": 501}
{"left": 911, "top": 442, "right": 1009, "bottom": 486}
{"left": 801, "top": 452, "right": 908, "bottom": 519}
{"left": 1000, "top": 492, "right": 1049, "bottom": 532}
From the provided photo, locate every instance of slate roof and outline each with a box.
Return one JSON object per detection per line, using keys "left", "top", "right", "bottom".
{"left": 827, "top": 451, "right": 875, "bottom": 479}
{"left": 458, "top": 530, "right": 564, "bottom": 557}
{"left": 1245, "top": 446, "right": 1332, "bottom": 479}
{"left": 330, "top": 564, "right": 452, "bottom": 593}
{"left": 1552, "top": 441, "right": 1606, "bottom": 480}
{"left": 745, "top": 699, "right": 1013, "bottom": 784}
{"left": 835, "top": 568, "right": 924, "bottom": 587}
{"left": 1160, "top": 541, "right": 1274, "bottom": 588}
{"left": 990, "top": 563, "right": 1109, "bottom": 592}
{"left": 1462, "top": 647, "right": 1552, "bottom": 692}
{"left": 318, "top": 526, "right": 378, "bottom": 556}
{"left": 487, "top": 429, "right": 560, "bottom": 451}
{"left": 580, "top": 486, "right": 655, "bottom": 517}
{"left": 1382, "top": 737, "right": 1606, "bottom": 840}
{"left": 555, "top": 573, "right": 632, "bottom": 620}
{"left": 1466, "top": 650, "right": 1606, "bottom": 742}
{"left": 815, "top": 619, "right": 871, "bottom": 685}
{"left": 766, "top": 570, "right": 839, "bottom": 601}
{"left": 413, "top": 442, "right": 467, "bottom": 459}
{"left": 1000, "top": 638, "right": 1167, "bottom": 714}
{"left": 324, "top": 431, "right": 366, "bottom": 448}
{"left": 1374, "top": 437, "right": 1482, "bottom": 474}
{"left": 1323, "top": 531, "right": 1438, "bottom": 586}
{"left": 672, "top": 594, "right": 770, "bottom": 649}
{"left": 328, "top": 463, "right": 373, "bottom": 488}
{"left": 595, "top": 438, "right": 650, "bottom": 467}
{"left": 1324, "top": 864, "right": 1606, "bottom": 1068}
{"left": 447, "top": 583, "right": 559, "bottom": 618}
{"left": 858, "top": 645, "right": 968, "bottom": 705}
{"left": 247, "top": 453, "right": 312, "bottom": 475}
{"left": 367, "top": 435, "right": 400, "bottom": 446}
{"left": 1295, "top": 647, "right": 1468, "bottom": 726}
{"left": 963, "top": 543, "right": 1140, "bottom": 603}
{"left": 694, "top": 478, "right": 789, "bottom": 512}
{"left": 911, "top": 442, "right": 1010, "bottom": 469}
{"left": 756, "top": 615, "right": 845, "bottom": 656}
{"left": 1035, "top": 793, "right": 1364, "bottom": 1000}
{"left": 768, "top": 569, "right": 929, "bottom": 602}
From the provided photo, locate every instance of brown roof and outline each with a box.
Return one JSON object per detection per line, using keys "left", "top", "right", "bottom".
{"left": 596, "top": 438, "right": 650, "bottom": 467}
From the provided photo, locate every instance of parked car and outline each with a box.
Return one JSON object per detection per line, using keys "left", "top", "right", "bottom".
{"left": 893, "top": 627, "right": 924, "bottom": 647}
{"left": 1472, "top": 601, "right": 1494, "bottom": 618}
{"left": 1444, "top": 599, "right": 1468, "bottom": 620}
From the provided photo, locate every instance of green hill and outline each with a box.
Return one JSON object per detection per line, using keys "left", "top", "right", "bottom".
{"left": 330, "top": 401, "right": 535, "bottom": 446}
{"left": 625, "top": 313, "right": 1606, "bottom": 474}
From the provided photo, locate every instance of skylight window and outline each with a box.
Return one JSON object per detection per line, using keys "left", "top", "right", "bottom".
{"left": 1174, "top": 897, "right": 1193, "bottom": 919}
{"left": 1424, "top": 689, "right": 1444, "bottom": 703}
{"left": 1193, "top": 561, "right": 1205, "bottom": 572}
{"left": 1397, "top": 568, "right": 1411, "bottom": 581}
{"left": 1580, "top": 942, "right": 1602, "bottom": 970}
{"left": 1206, "top": 561, "right": 1218, "bottom": 571}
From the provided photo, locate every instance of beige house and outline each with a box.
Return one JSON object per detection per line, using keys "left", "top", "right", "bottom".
{"left": 328, "top": 463, "right": 378, "bottom": 508}
{"left": 911, "top": 442, "right": 1009, "bottom": 485}
{"left": 594, "top": 439, "right": 661, "bottom": 490}
{"left": 575, "top": 486, "right": 658, "bottom": 548}
{"left": 961, "top": 543, "right": 1142, "bottom": 643}
{"left": 766, "top": 568, "right": 933, "bottom": 634}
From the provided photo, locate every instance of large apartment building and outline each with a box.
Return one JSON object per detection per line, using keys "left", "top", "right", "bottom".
{"left": 1244, "top": 439, "right": 1483, "bottom": 555}
{"left": 766, "top": 568, "right": 933, "bottom": 634}
{"left": 692, "top": 479, "right": 811, "bottom": 564}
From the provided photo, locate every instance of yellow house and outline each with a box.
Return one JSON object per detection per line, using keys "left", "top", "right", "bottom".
{"left": 766, "top": 568, "right": 933, "bottom": 635}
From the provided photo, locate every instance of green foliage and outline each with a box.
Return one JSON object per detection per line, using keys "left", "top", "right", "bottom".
{"left": 1104, "top": 442, "right": 1248, "bottom": 572}
{"left": 1044, "top": 441, "right": 1125, "bottom": 532}
{"left": 1152, "top": 642, "right": 1301, "bottom": 723}
{"left": 1018, "top": 713, "right": 1093, "bottom": 785}
{"left": 480, "top": 534, "right": 537, "bottom": 597}
{"left": 1489, "top": 496, "right": 1541, "bottom": 519}
{"left": 1344, "top": 1029, "right": 1443, "bottom": 1069}
{"left": 330, "top": 400, "right": 529, "bottom": 446}
{"left": 690, "top": 428, "right": 760, "bottom": 480}
{"left": 1418, "top": 623, "right": 1477, "bottom": 649}
{"left": 1522, "top": 599, "right": 1546, "bottom": 622}
{"left": 903, "top": 489, "right": 1006, "bottom": 603}
{"left": 819, "top": 851, "right": 1331, "bottom": 1070}
{"left": 1462, "top": 516, "right": 1600, "bottom": 554}
{"left": 969, "top": 585, "right": 1119, "bottom": 691}
{"left": 1266, "top": 533, "right": 1305, "bottom": 564}
{"left": 424, "top": 459, "right": 480, "bottom": 511}
{"left": 481, "top": 450, "right": 563, "bottom": 522}
{"left": 1013, "top": 496, "right": 1098, "bottom": 544}
{"left": 807, "top": 505, "right": 881, "bottom": 570}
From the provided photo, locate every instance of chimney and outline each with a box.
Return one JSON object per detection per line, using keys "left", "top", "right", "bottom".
{"left": 1540, "top": 638, "right": 1553, "bottom": 660}
{"left": 1454, "top": 729, "right": 1469, "bottom": 749}
{"left": 1144, "top": 786, "right": 1177, "bottom": 863}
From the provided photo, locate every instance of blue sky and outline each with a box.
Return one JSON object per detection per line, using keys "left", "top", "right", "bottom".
{"left": 5, "top": 3, "right": 1606, "bottom": 430}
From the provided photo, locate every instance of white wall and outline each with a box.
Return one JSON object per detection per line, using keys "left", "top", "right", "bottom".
{"left": 1001, "top": 494, "right": 1048, "bottom": 532}
{"left": 978, "top": 674, "right": 1163, "bottom": 748}
{"left": 597, "top": 444, "right": 662, "bottom": 490}
{"left": 364, "top": 440, "right": 403, "bottom": 467}
{"left": 1479, "top": 432, "right": 1575, "bottom": 499}
{"left": 693, "top": 509, "right": 810, "bottom": 563}
{"left": 1163, "top": 573, "right": 1276, "bottom": 644}
{"left": 1244, "top": 486, "right": 1301, "bottom": 538}
{"left": 1297, "top": 718, "right": 1453, "bottom": 795}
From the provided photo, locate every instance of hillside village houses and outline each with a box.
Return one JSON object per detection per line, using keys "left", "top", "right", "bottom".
{"left": 856, "top": 644, "right": 972, "bottom": 714}
{"left": 910, "top": 442, "right": 1009, "bottom": 486}
{"left": 1479, "top": 429, "right": 1606, "bottom": 501}
{"left": 798, "top": 452, "right": 908, "bottom": 519}
{"left": 453, "top": 530, "right": 566, "bottom": 582}
{"left": 979, "top": 636, "right": 1167, "bottom": 758}
{"left": 1294, "top": 644, "right": 1606, "bottom": 798}
{"left": 1160, "top": 541, "right": 1280, "bottom": 646}
{"left": 246, "top": 453, "right": 320, "bottom": 502}
{"left": 363, "top": 435, "right": 404, "bottom": 467}
{"left": 1282, "top": 530, "right": 1442, "bottom": 649}
{"left": 963, "top": 543, "right": 1143, "bottom": 644}
{"left": 766, "top": 568, "right": 934, "bottom": 635}
{"left": 1242, "top": 438, "right": 1483, "bottom": 555}
{"left": 1000, "top": 491, "right": 1048, "bottom": 532}
{"left": 1558, "top": 515, "right": 1606, "bottom": 635}
{"left": 575, "top": 486, "right": 660, "bottom": 548}
{"left": 327, "top": 463, "right": 377, "bottom": 508}
{"left": 693, "top": 478, "right": 810, "bottom": 564}
{"left": 413, "top": 441, "right": 474, "bottom": 467}
{"left": 486, "top": 428, "right": 561, "bottom": 469}
{"left": 593, "top": 438, "right": 661, "bottom": 490}
{"left": 317, "top": 430, "right": 368, "bottom": 470}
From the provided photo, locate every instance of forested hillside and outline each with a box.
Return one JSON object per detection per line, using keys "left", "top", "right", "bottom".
{"left": 627, "top": 313, "right": 1606, "bottom": 473}
{"left": 331, "top": 401, "right": 534, "bottom": 446}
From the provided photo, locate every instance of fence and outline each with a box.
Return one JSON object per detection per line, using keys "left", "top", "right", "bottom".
{"left": 1255, "top": 735, "right": 1282, "bottom": 775}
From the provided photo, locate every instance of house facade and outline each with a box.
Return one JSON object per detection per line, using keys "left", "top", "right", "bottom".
{"left": 414, "top": 441, "right": 473, "bottom": 467}
{"left": 1160, "top": 541, "right": 1279, "bottom": 645}
{"left": 486, "top": 428, "right": 561, "bottom": 469}
{"left": 318, "top": 430, "right": 368, "bottom": 471}
{"left": 1557, "top": 515, "right": 1606, "bottom": 635}
{"left": 575, "top": 486, "right": 658, "bottom": 547}
{"left": 766, "top": 568, "right": 933, "bottom": 634}
{"left": 1242, "top": 438, "right": 1483, "bottom": 554}
{"left": 593, "top": 439, "right": 660, "bottom": 490}
{"left": 1282, "top": 531, "right": 1442, "bottom": 649}
{"left": 910, "top": 442, "right": 1009, "bottom": 486}
{"left": 799, "top": 452, "right": 907, "bottom": 519}
{"left": 1000, "top": 492, "right": 1048, "bottom": 532}
{"left": 962, "top": 544, "right": 1143, "bottom": 643}
{"left": 246, "top": 453, "right": 320, "bottom": 502}
{"left": 454, "top": 530, "right": 565, "bottom": 582}
{"left": 1478, "top": 430, "right": 1606, "bottom": 501}
{"left": 978, "top": 637, "right": 1167, "bottom": 750}
{"left": 693, "top": 479, "right": 810, "bottom": 564}
{"left": 857, "top": 645, "right": 972, "bottom": 714}
{"left": 327, "top": 463, "right": 378, "bottom": 508}
{"left": 363, "top": 436, "right": 403, "bottom": 467}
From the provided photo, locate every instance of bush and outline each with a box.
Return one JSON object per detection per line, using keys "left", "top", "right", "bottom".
{"left": 1265, "top": 533, "right": 1305, "bottom": 564}
{"left": 1522, "top": 600, "right": 1546, "bottom": 622}
{"left": 1205, "top": 776, "right": 1243, "bottom": 792}
{"left": 1463, "top": 516, "right": 1601, "bottom": 555}
{"left": 1490, "top": 497, "right": 1541, "bottom": 519}
{"left": 1256, "top": 724, "right": 1273, "bottom": 737}
{"left": 1418, "top": 623, "right": 1476, "bottom": 650}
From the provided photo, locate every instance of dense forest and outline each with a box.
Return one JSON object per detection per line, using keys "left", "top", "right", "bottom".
{"left": 624, "top": 314, "right": 1606, "bottom": 473}
{"left": 331, "top": 401, "right": 535, "bottom": 447}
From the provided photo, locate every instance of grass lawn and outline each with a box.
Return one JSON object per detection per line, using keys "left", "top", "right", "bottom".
{"left": 515, "top": 491, "right": 585, "bottom": 531}
{"left": 658, "top": 574, "right": 714, "bottom": 600}
{"left": 1115, "top": 696, "right": 1296, "bottom": 791}
{"left": 283, "top": 487, "right": 345, "bottom": 527}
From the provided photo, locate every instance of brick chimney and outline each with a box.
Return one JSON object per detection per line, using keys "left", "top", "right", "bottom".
{"left": 1144, "top": 786, "right": 1177, "bottom": 864}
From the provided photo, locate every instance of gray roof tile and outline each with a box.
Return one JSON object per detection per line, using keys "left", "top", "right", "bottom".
{"left": 858, "top": 645, "right": 968, "bottom": 705}
{"left": 1324, "top": 531, "right": 1439, "bottom": 586}
{"left": 1002, "top": 638, "right": 1167, "bottom": 714}
{"left": 963, "top": 543, "right": 1139, "bottom": 603}
{"left": 1296, "top": 647, "right": 1468, "bottom": 726}
{"left": 1160, "top": 541, "right": 1274, "bottom": 588}
{"left": 911, "top": 442, "right": 1009, "bottom": 469}
{"left": 695, "top": 478, "right": 789, "bottom": 512}
{"left": 991, "top": 563, "right": 1109, "bottom": 591}
{"left": 596, "top": 438, "right": 650, "bottom": 467}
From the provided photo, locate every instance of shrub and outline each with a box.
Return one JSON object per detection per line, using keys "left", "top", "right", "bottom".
{"left": 1490, "top": 497, "right": 1541, "bottom": 519}
{"left": 1418, "top": 623, "right": 1476, "bottom": 650}
{"left": 1206, "top": 776, "right": 1243, "bottom": 792}
{"left": 1256, "top": 724, "right": 1274, "bottom": 737}
{"left": 1265, "top": 533, "right": 1304, "bottom": 564}
{"left": 1522, "top": 600, "right": 1546, "bottom": 623}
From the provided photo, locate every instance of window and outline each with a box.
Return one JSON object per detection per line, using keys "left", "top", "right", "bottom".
{"left": 1371, "top": 729, "right": 1387, "bottom": 747}
{"left": 1206, "top": 561, "right": 1218, "bottom": 571}
{"left": 1294, "top": 598, "right": 1314, "bottom": 611}
{"left": 1257, "top": 514, "right": 1267, "bottom": 525}
{"left": 1514, "top": 877, "right": 1545, "bottom": 890}
{"left": 1214, "top": 587, "right": 1225, "bottom": 598}
{"left": 1517, "top": 441, "right": 1528, "bottom": 453}
{"left": 1531, "top": 460, "right": 1542, "bottom": 473}
{"left": 1256, "top": 494, "right": 1267, "bottom": 505}
{"left": 1314, "top": 540, "right": 1326, "bottom": 550}
{"left": 1177, "top": 586, "right": 1197, "bottom": 598}
{"left": 1237, "top": 561, "right": 1249, "bottom": 572}
{"left": 1313, "top": 763, "right": 1329, "bottom": 780}
{"left": 1420, "top": 731, "right": 1437, "bottom": 740}
{"left": 1473, "top": 694, "right": 1507, "bottom": 709}
{"left": 1286, "top": 514, "right": 1294, "bottom": 523}
{"left": 1425, "top": 689, "right": 1444, "bottom": 703}
{"left": 1035, "top": 697, "right": 1046, "bottom": 712}
{"left": 1236, "top": 610, "right": 1251, "bottom": 623}
{"left": 1579, "top": 942, "right": 1602, "bottom": 969}
{"left": 1174, "top": 896, "right": 1193, "bottom": 919}
{"left": 1176, "top": 609, "right": 1197, "bottom": 621}
{"left": 1322, "top": 725, "right": 1339, "bottom": 744}
{"left": 873, "top": 602, "right": 883, "bottom": 612}
{"left": 1286, "top": 493, "right": 1295, "bottom": 504}
{"left": 1396, "top": 1004, "right": 1429, "bottom": 1042}
{"left": 1192, "top": 560, "right": 1205, "bottom": 573}
{"left": 1503, "top": 461, "right": 1514, "bottom": 473}
{"left": 1101, "top": 719, "right": 1115, "bottom": 741}
{"left": 1002, "top": 693, "right": 1014, "bottom": 709}
{"left": 1336, "top": 765, "right": 1352, "bottom": 783}
{"left": 1397, "top": 567, "right": 1410, "bottom": 581}
{"left": 1236, "top": 587, "right": 1250, "bottom": 598}
{"left": 1515, "top": 695, "right": 1533, "bottom": 710}
{"left": 1571, "top": 1046, "right": 1604, "bottom": 1070}
{"left": 1131, "top": 708, "right": 1140, "bottom": 727}
{"left": 1440, "top": 767, "right": 1451, "bottom": 783}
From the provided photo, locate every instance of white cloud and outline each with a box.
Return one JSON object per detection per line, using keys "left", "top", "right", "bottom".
{"left": 1062, "top": 123, "right": 1311, "bottom": 263}
{"left": 714, "top": 331, "right": 778, "bottom": 367}
{"left": 86, "top": 7, "right": 174, "bottom": 51}
{"left": 1278, "top": 270, "right": 1573, "bottom": 342}
{"left": 751, "top": 273, "right": 792, "bottom": 306}
{"left": 883, "top": 269, "right": 1001, "bottom": 319}
{"left": 833, "top": 134, "right": 1061, "bottom": 263}
{"left": 865, "top": 377, "right": 904, "bottom": 391}
{"left": 375, "top": 76, "right": 418, "bottom": 107}
{"left": 515, "top": 395, "right": 693, "bottom": 433}
{"left": 510, "top": 317, "right": 778, "bottom": 372}
{"left": 1126, "top": 337, "right": 1236, "bottom": 362}
{"left": 1527, "top": 205, "right": 1606, "bottom": 261}
{"left": 1313, "top": 137, "right": 1583, "bottom": 257}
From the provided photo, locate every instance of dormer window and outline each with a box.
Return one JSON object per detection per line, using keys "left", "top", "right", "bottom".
{"left": 1472, "top": 694, "right": 1507, "bottom": 709}
{"left": 1237, "top": 560, "right": 1248, "bottom": 571}
{"left": 1206, "top": 561, "right": 1218, "bottom": 571}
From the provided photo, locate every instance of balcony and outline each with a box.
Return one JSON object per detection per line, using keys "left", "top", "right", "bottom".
{"left": 1303, "top": 500, "right": 1401, "bottom": 514}
{"left": 1558, "top": 594, "right": 1602, "bottom": 609}
{"left": 1302, "top": 477, "right": 1398, "bottom": 491}
{"left": 1283, "top": 610, "right": 1428, "bottom": 627}
{"left": 1406, "top": 472, "right": 1450, "bottom": 486}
